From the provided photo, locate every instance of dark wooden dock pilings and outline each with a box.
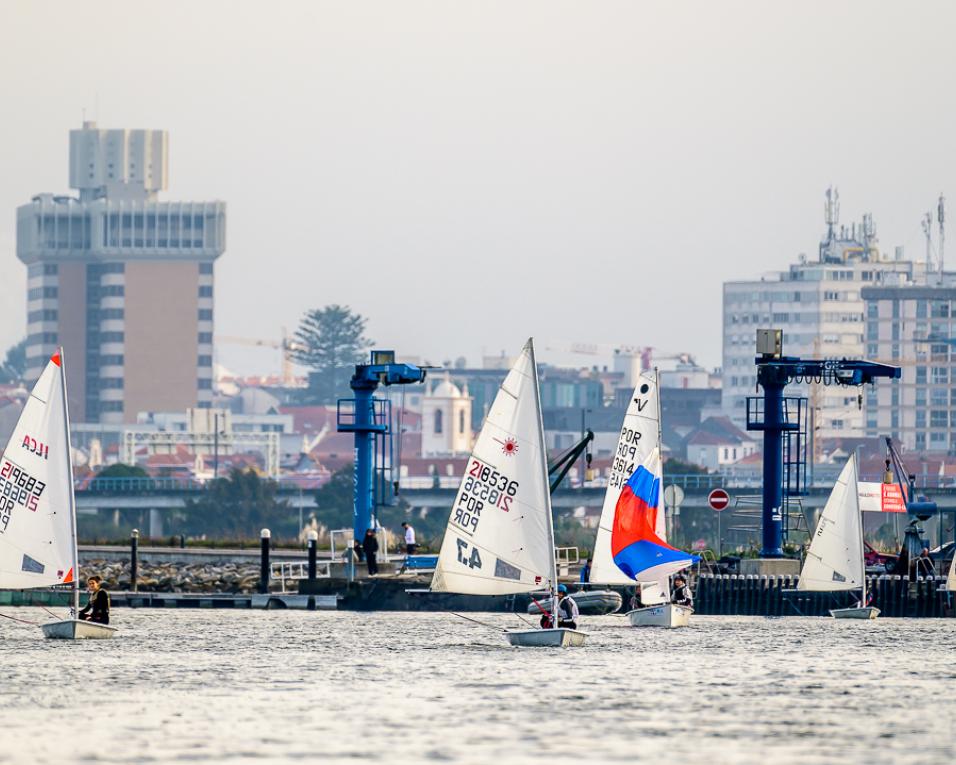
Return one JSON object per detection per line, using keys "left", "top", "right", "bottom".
{"left": 695, "top": 573, "right": 953, "bottom": 618}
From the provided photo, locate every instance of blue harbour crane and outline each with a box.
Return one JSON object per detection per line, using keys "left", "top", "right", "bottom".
{"left": 337, "top": 351, "right": 428, "bottom": 545}
{"left": 747, "top": 330, "right": 900, "bottom": 558}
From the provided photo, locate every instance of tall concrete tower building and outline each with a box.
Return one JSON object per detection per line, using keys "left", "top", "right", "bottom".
{"left": 16, "top": 122, "right": 226, "bottom": 424}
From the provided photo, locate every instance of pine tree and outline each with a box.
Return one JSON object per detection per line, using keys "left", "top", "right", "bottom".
{"left": 290, "top": 305, "right": 372, "bottom": 403}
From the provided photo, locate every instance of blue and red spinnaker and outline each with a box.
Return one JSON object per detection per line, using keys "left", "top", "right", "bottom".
{"left": 611, "top": 450, "right": 699, "bottom": 582}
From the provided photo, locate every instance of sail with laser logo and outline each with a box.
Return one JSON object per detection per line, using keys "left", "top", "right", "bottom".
{"left": 430, "top": 339, "right": 556, "bottom": 595}
{"left": 0, "top": 353, "right": 76, "bottom": 590}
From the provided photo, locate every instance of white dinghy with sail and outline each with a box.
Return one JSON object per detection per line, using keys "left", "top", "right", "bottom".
{"left": 589, "top": 371, "right": 698, "bottom": 628}
{"left": 431, "top": 339, "right": 586, "bottom": 647}
{"left": 0, "top": 350, "right": 116, "bottom": 639}
{"left": 798, "top": 454, "right": 878, "bottom": 620}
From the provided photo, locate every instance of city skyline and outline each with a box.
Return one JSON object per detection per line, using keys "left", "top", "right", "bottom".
{"left": 2, "top": 1, "right": 955, "bottom": 376}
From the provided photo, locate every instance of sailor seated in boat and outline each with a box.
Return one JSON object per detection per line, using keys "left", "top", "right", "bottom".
{"left": 671, "top": 576, "right": 693, "bottom": 608}
{"left": 540, "top": 584, "right": 579, "bottom": 629}
{"left": 78, "top": 576, "right": 110, "bottom": 625}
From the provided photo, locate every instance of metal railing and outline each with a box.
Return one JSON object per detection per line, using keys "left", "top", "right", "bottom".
{"left": 271, "top": 560, "right": 331, "bottom": 593}
{"left": 555, "top": 546, "right": 580, "bottom": 577}
{"left": 72, "top": 473, "right": 956, "bottom": 495}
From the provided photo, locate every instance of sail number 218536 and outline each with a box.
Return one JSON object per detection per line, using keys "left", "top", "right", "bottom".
{"left": 451, "top": 459, "right": 520, "bottom": 535}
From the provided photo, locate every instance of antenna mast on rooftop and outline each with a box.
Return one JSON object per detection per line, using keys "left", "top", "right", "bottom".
{"left": 939, "top": 194, "right": 946, "bottom": 285}
{"left": 824, "top": 187, "right": 839, "bottom": 235}
{"left": 922, "top": 211, "right": 933, "bottom": 278}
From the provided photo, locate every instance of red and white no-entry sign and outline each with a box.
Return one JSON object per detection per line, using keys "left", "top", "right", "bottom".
{"left": 708, "top": 489, "right": 730, "bottom": 512}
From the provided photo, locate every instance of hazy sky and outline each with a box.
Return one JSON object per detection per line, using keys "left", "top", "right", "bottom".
{"left": 2, "top": 1, "right": 955, "bottom": 375}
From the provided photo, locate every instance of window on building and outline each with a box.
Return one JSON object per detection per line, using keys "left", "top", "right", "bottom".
{"left": 917, "top": 300, "right": 928, "bottom": 319}
{"left": 27, "top": 286, "right": 58, "bottom": 301}
{"left": 198, "top": 332, "right": 213, "bottom": 344}
{"left": 434, "top": 409, "right": 443, "bottom": 434}
{"left": 916, "top": 368, "right": 927, "bottom": 384}
{"left": 198, "top": 309, "right": 213, "bottom": 321}
{"left": 831, "top": 420, "right": 844, "bottom": 430}
{"left": 458, "top": 409, "right": 465, "bottom": 435}
{"left": 199, "top": 286, "right": 213, "bottom": 298}
{"left": 100, "top": 332, "right": 124, "bottom": 343}
{"left": 932, "top": 367, "right": 948, "bottom": 385}
{"left": 198, "top": 379, "right": 213, "bottom": 390}
{"left": 27, "top": 332, "right": 58, "bottom": 345}
{"left": 28, "top": 309, "right": 58, "bottom": 323}
{"left": 100, "top": 401, "right": 123, "bottom": 413}
{"left": 916, "top": 389, "right": 927, "bottom": 406}
{"left": 100, "top": 378, "right": 124, "bottom": 389}
{"left": 931, "top": 410, "right": 948, "bottom": 428}
{"left": 198, "top": 355, "right": 212, "bottom": 367}
{"left": 916, "top": 432, "right": 926, "bottom": 449}
{"left": 931, "top": 431, "right": 946, "bottom": 444}
{"left": 199, "top": 263, "right": 214, "bottom": 275}
{"left": 916, "top": 410, "right": 926, "bottom": 428}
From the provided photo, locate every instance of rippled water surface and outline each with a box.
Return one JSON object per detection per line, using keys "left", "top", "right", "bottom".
{"left": 2, "top": 610, "right": 955, "bottom": 764}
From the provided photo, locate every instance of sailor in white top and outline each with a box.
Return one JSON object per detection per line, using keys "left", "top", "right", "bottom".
{"left": 402, "top": 522, "right": 417, "bottom": 555}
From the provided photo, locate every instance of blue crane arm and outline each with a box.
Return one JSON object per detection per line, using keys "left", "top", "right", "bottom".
{"left": 351, "top": 361, "right": 427, "bottom": 389}
{"left": 755, "top": 357, "right": 901, "bottom": 387}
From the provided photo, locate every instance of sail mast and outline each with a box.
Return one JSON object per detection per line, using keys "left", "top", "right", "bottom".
{"left": 654, "top": 367, "right": 672, "bottom": 601}
{"left": 58, "top": 348, "right": 79, "bottom": 615}
{"left": 853, "top": 455, "right": 866, "bottom": 606}
{"left": 529, "top": 340, "right": 559, "bottom": 613}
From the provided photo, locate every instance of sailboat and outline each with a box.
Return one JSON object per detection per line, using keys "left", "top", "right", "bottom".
{"left": 0, "top": 350, "right": 116, "bottom": 639}
{"left": 431, "top": 339, "right": 586, "bottom": 647}
{"left": 797, "top": 454, "right": 878, "bottom": 620}
{"left": 589, "top": 371, "right": 698, "bottom": 628}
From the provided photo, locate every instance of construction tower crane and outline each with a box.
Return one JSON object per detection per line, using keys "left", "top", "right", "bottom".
{"left": 216, "top": 329, "right": 305, "bottom": 385}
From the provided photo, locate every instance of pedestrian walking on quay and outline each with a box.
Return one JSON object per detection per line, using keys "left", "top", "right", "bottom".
{"left": 402, "top": 521, "right": 417, "bottom": 555}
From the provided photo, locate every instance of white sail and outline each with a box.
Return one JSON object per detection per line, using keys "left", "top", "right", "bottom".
{"left": 798, "top": 455, "right": 864, "bottom": 592}
{"left": 431, "top": 339, "right": 555, "bottom": 595}
{"left": 947, "top": 551, "right": 956, "bottom": 592}
{"left": 0, "top": 353, "right": 77, "bottom": 590}
{"left": 590, "top": 370, "right": 660, "bottom": 584}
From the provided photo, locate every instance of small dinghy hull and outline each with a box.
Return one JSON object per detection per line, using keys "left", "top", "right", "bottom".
{"left": 41, "top": 619, "right": 117, "bottom": 640}
{"left": 505, "top": 628, "right": 587, "bottom": 647}
{"left": 829, "top": 606, "right": 880, "bottom": 620}
{"left": 626, "top": 603, "right": 693, "bottom": 628}
{"left": 527, "top": 589, "right": 623, "bottom": 616}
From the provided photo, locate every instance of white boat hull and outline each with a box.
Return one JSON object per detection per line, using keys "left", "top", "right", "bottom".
{"left": 505, "top": 628, "right": 587, "bottom": 647}
{"left": 626, "top": 603, "right": 693, "bottom": 628}
{"left": 41, "top": 619, "right": 117, "bottom": 640}
{"left": 829, "top": 606, "right": 880, "bottom": 620}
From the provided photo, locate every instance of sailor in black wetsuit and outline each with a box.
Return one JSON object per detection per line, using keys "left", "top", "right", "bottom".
{"left": 540, "top": 584, "right": 579, "bottom": 629}
{"left": 78, "top": 575, "right": 110, "bottom": 625}
{"left": 672, "top": 575, "right": 693, "bottom": 608}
